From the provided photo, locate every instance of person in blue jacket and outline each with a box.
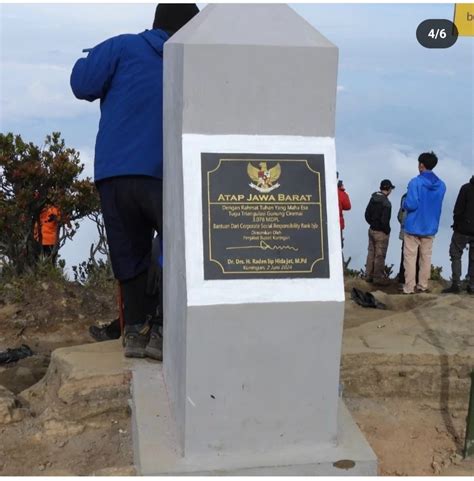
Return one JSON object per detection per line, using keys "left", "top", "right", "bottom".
{"left": 70, "top": 4, "right": 199, "bottom": 359}
{"left": 402, "top": 152, "right": 446, "bottom": 294}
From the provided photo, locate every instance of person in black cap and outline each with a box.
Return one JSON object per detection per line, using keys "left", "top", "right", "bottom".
{"left": 442, "top": 176, "right": 474, "bottom": 294}
{"left": 364, "top": 179, "right": 395, "bottom": 286}
{"left": 71, "top": 4, "right": 199, "bottom": 360}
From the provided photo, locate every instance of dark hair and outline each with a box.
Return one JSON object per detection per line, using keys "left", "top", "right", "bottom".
{"left": 153, "top": 4, "right": 199, "bottom": 34}
{"left": 418, "top": 151, "right": 438, "bottom": 170}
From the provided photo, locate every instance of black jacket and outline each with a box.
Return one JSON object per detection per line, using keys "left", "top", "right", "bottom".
{"left": 365, "top": 191, "right": 392, "bottom": 235}
{"left": 453, "top": 176, "right": 474, "bottom": 236}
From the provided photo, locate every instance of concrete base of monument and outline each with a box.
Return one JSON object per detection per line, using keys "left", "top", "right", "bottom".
{"left": 129, "top": 362, "right": 377, "bottom": 476}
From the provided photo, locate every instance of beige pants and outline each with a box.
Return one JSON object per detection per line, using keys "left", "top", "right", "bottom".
{"left": 403, "top": 233, "right": 434, "bottom": 293}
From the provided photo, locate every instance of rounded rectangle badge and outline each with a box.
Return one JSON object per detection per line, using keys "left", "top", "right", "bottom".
{"left": 201, "top": 152, "right": 330, "bottom": 280}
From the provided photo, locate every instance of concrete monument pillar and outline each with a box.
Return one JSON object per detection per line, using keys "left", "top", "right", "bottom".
{"left": 131, "top": 4, "right": 376, "bottom": 475}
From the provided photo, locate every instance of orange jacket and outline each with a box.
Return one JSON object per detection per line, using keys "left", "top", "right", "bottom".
{"left": 338, "top": 187, "right": 351, "bottom": 230}
{"left": 34, "top": 206, "right": 60, "bottom": 246}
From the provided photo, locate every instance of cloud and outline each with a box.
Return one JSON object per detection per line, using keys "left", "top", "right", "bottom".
{"left": 1, "top": 62, "right": 96, "bottom": 121}
{"left": 77, "top": 146, "right": 95, "bottom": 180}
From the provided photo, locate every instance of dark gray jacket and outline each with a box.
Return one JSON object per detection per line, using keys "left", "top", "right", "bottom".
{"left": 453, "top": 176, "right": 474, "bottom": 236}
{"left": 365, "top": 191, "right": 392, "bottom": 235}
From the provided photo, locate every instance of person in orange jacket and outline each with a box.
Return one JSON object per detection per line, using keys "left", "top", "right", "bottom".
{"left": 337, "top": 173, "right": 351, "bottom": 249}
{"left": 34, "top": 206, "right": 60, "bottom": 263}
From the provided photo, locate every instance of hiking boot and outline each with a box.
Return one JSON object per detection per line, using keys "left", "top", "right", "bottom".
{"left": 124, "top": 323, "right": 151, "bottom": 358}
{"left": 145, "top": 325, "right": 163, "bottom": 361}
{"left": 467, "top": 285, "right": 474, "bottom": 295}
{"left": 89, "top": 318, "right": 121, "bottom": 342}
{"left": 442, "top": 284, "right": 460, "bottom": 294}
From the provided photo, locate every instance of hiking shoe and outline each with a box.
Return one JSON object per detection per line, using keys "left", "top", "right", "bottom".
{"left": 124, "top": 323, "right": 150, "bottom": 358}
{"left": 442, "top": 284, "right": 460, "bottom": 294}
{"left": 145, "top": 325, "right": 163, "bottom": 361}
{"left": 89, "top": 318, "right": 121, "bottom": 342}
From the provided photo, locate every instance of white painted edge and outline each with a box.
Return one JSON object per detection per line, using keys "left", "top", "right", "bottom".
{"left": 181, "top": 134, "right": 344, "bottom": 306}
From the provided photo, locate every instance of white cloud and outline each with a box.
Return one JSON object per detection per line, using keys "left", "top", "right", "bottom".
{"left": 77, "top": 146, "right": 94, "bottom": 179}
{"left": 1, "top": 62, "right": 96, "bottom": 121}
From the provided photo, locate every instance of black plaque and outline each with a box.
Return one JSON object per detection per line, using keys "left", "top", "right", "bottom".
{"left": 202, "top": 153, "right": 329, "bottom": 280}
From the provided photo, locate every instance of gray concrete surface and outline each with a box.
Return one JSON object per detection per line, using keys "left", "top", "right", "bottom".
{"left": 130, "top": 362, "right": 377, "bottom": 475}
{"left": 167, "top": 4, "right": 338, "bottom": 137}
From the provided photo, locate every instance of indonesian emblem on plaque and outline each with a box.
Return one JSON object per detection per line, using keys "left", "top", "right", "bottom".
{"left": 247, "top": 162, "right": 281, "bottom": 193}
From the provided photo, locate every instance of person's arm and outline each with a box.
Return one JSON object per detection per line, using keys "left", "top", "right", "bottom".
{"left": 397, "top": 194, "right": 406, "bottom": 224}
{"left": 453, "top": 185, "right": 466, "bottom": 226}
{"left": 70, "top": 37, "right": 122, "bottom": 102}
{"left": 403, "top": 179, "right": 419, "bottom": 212}
{"left": 364, "top": 200, "right": 372, "bottom": 225}
{"left": 381, "top": 200, "right": 392, "bottom": 235}
{"left": 341, "top": 191, "right": 351, "bottom": 211}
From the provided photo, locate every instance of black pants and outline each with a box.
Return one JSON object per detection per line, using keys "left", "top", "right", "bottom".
{"left": 449, "top": 231, "right": 474, "bottom": 287}
{"left": 97, "top": 176, "right": 163, "bottom": 326}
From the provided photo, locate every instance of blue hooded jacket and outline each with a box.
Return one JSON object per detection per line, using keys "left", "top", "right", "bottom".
{"left": 70, "top": 30, "right": 169, "bottom": 181}
{"left": 403, "top": 171, "right": 446, "bottom": 236}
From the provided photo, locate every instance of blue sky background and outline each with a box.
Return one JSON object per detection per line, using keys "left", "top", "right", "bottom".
{"left": 1, "top": 3, "right": 473, "bottom": 278}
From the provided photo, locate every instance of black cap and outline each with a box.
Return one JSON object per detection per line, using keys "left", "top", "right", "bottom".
{"left": 380, "top": 179, "right": 395, "bottom": 190}
{"left": 153, "top": 4, "right": 199, "bottom": 33}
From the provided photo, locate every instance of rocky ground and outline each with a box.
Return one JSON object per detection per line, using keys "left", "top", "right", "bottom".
{"left": 0, "top": 274, "right": 473, "bottom": 475}
{"left": 342, "top": 277, "right": 474, "bottom": 476}
{"left": 0, "top": 275, "right": 133, "bottom": 475}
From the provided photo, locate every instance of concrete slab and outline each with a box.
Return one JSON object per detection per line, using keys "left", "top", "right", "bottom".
{"left": 129, "top": 362, "right": 377, "bottom": 475}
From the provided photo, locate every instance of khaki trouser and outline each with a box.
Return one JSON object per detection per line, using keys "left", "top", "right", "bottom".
{"left": 403, "top": 233, "right": 434, "bottom": 293}
{"left": 365, "top": 229, "right": 389, "bottom": 281}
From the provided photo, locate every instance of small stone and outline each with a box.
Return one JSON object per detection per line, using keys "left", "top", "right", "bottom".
{"left": 41, "top": 282, "right": 49, "bottom": 291}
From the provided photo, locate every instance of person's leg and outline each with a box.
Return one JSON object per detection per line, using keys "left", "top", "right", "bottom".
{"left": 398, "top": 242, "right": 406, "bottom": 284}
{"left": 467, "top": 237, "right": 474, "bottom": 292}
{"left": 403, "top": 234, "right": 419, "bottom": 293}
{"left": 97, "top": 177, "right": 155, "bottom": 357}
{"left": 417, "top": 236, "right": 434, "bottom": 291}
{"left": 135, "top": 178, "right": 163, "bottom": 360}
{"left": 452, "top": 232, "right": 467, "bottom": 285}
{"left": 373, "top": 231, "right": 389, "bottom": 283}
{"left": 365, "top": 229, "right": 375, "bottom": 281}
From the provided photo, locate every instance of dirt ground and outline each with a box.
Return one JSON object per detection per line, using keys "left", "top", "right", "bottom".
{"left": 0, "top": 276, "right": 134, "bottom": 476}
{"left": 0, "top": 274, "right": 473, "bottom": 476}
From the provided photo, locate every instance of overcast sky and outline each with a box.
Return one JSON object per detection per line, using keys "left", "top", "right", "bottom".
{"left": 1, "top": 3, "right": 473, "bottom": 278}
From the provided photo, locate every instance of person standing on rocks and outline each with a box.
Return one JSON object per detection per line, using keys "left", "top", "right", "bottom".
{"left": 70, "top": 4, "right": 200, "bottom": 359}
{"left": 402, "top": 152, "right": 446, "bottom": 294}
{"left": 364, "top": 179, "right": 395, "bottom": 286}
{"left": 442, "top": 176, "right": 474, "bottom": 294}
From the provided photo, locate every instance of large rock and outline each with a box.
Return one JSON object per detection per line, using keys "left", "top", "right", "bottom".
{"left": 0, "top": 385, "right": 24, "bottom": 425}
{"left": 342, "top": 293, "right": 474, "bottom": 402}
{"left": 20, "top": 340, "right": 131, "bottom": 421}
